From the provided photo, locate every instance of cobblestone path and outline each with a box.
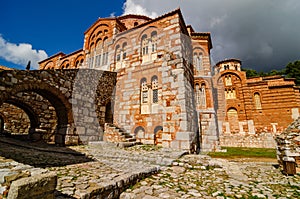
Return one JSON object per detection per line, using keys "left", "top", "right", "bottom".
{"left": 1, "top": 138, "right": 300, "bottom": 199}
{"left": 120, "top": 155, "right": 300, "bottom": 199}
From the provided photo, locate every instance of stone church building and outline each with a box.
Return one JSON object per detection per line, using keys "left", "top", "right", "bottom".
{"left": 4, "top": 9, "right": 299, "bottom": 151}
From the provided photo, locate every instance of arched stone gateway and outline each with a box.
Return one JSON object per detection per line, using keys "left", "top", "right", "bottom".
{"left": 0, "top": 69, "right": 117, "bottom": 145}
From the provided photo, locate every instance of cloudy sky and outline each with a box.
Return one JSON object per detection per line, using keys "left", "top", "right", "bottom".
{"left": 1, "top": 0, "right": 299, "bottom": 71}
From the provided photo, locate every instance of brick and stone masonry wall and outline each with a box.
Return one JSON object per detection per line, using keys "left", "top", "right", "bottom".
{"left": 220, "top": 133, "right": 276, "bottom": 148}
{"left": 113, "top": 12, "right": 198, "bottom": 151}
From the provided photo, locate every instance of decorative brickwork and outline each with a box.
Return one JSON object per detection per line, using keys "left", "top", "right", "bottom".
{"left": 213, "top": 59, "right": 300, "bottom": 148}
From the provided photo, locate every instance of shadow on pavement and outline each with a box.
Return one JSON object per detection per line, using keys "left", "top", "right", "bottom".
{"left": 0, "top": 136, "right": 94, "bottom": 168}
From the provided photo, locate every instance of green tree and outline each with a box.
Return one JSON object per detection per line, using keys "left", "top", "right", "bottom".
{"left": 285, "top": 60, "right": 300, "bottom": 86}
{"left": 242, "top": 68, "right": 259, "bottom": 77}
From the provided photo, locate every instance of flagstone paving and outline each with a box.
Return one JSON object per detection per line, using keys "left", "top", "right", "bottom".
{"left": 0, "top": 138, "right": 300, "bottom": 198}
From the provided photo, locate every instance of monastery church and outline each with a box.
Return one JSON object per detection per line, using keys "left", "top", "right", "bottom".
{"left": 1, "top": 9, "right": 299, "bottom": 152}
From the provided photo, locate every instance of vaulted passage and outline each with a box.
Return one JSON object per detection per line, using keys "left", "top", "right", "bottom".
{"left": 0, "top": 69, "right": 117, "bottom": 145}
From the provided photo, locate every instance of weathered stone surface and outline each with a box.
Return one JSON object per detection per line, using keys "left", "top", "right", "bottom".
{"left": 276, "top": 117, "right": 300, "bottom": 174}
{"left": 7, "top": 172, "right": 57, "bottom": 199}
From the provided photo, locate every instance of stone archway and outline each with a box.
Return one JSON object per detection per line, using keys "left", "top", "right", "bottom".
{"left": 0, "top": 84, "right": 72, "bottom": 146}
{"left": 4, "top": 99, "right": 39, "bottom": 131}
{"left": 0, "top": 69, "right": 117, "bottom": 145}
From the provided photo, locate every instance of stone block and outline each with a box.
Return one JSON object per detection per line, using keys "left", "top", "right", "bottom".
{"left": 7, "top": 172, "right": 57, "bottom": 199}
{"left": 162, "top": 133, "right": 172, "bottom": 141}
{"left": 176, "top": 131, "right": 194, "bottom": 141}
{"left": 143, "top": 140, "right": 155, "bottom": 145}
{"left": 180, "top": 121, "right": 188, "bottom": 131}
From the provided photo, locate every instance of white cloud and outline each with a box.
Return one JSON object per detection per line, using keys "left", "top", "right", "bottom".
{"left": 0, "top": 35, "right": 48, "bottom": 69}
{"left": 123, "top": 0, "right": 158, "bottom": 18}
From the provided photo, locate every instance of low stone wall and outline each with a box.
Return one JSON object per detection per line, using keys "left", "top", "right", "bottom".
{"left": 0, "top": 157, "right": 56, "bottom": 199}
{"left": 220, "top": 133, "right": 276, "bottom": 148}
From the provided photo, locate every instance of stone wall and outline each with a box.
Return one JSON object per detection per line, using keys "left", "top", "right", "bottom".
{"left": 220, "top": 133, "right": 276, "bottom": 148}
{"left": 0, "top": 103, "right": 30, "bottom": 135}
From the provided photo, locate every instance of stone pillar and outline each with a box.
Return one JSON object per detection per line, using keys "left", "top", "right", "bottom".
{"left": 55, "top": 125, "right": 67, "bottom": 146}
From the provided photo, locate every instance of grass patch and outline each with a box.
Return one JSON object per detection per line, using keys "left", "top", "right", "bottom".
{"left": 207, "top": 147, "right": 276, "bottom": 159}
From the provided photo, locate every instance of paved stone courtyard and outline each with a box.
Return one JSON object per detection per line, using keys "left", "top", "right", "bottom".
{"left": 0, "top": 138, "right": 300, "bottom": 199}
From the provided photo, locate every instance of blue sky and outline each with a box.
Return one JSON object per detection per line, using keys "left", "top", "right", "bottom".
{"left": 0, "top": 0, "right": 125, "bottom": 69}
{"left": 1, "top": 0, "right": 300, "bottom": 71}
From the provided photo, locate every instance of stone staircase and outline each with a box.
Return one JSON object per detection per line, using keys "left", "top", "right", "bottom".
{"left": 103, "top": 123, "right": 136, "bottom": 144}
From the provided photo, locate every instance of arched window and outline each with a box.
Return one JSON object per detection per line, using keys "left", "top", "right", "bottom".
{"left": 151, "top": 31, "right": 157, "bottom": 53}
{"left": 89, "top": 44, "right": 96, "bottom": 68}
{"left": 115, "top": 42, "right": 127, "bottom": 70}
{"left": 195, "top": 83, "right": 206, "bottom": 108}
{"left": 193, "top": 52, "right": 203, "bottom": 72}
{"left": 141, "top": 34, "right": 148, "bottom": 55}
{"left": 254, "top": 93, "right": 262, "bottom": 109}
{"left": 197, "top": 53, "right": 203, "bottom": 71}
{"left": 115, "top": 45, "right": 121, "bottom": 62}
{"left": 225, "top": 88, "right": 236, "bottom": 99}
{"left": 195, "top": 83, "right": 200, "bottom": 105}
{"left": 225, "top": 75, "right": 232, "bottom": 86}
{"left": 193, "top": 53, "right": 198, "bottom": 68}
{"left": 151, "top": 76, "right": 158, "bottom": 103}
{"left": 122, "top": 42, "right": 127, "bottom": 60}
{"left": 134, "top": 22, "right": 139, "bottom": 27}
{"left": 141, "top": 78, "right": 148, "bottom": 103}
{"left": 200, "top": 83, "right": 206, "bottom": 108}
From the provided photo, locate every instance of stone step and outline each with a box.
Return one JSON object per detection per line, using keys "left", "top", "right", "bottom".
{"left": 126, "top": 138, "right": 136, "bottom": 142}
